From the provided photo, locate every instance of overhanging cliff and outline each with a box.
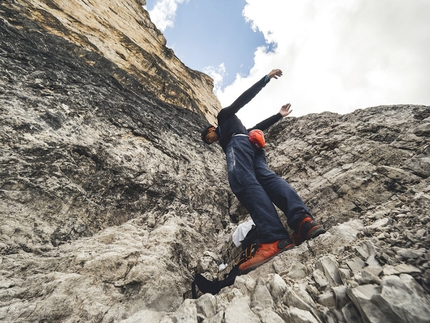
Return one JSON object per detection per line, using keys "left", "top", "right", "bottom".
{"left": 12, "top": 0, "right": 221, "bottom": 124}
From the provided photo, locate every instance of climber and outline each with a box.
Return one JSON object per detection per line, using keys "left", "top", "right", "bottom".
{"left": 201, "top": 69, "right": 325, "bottom": 273}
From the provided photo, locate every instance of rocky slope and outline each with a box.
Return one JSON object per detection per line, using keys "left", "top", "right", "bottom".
{"left": 1, "top": 1, "right": 429, "bottom": 322}
{"left": 187, "top": 106, "right": 430, "bottom": 323}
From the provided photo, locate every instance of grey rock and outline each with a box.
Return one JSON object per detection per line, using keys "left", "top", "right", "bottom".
{"left": 286, "top": 307, "right": 321, "bottom": 323}
{"left": 383, "top": 264, "right": 422, "bottom": 276}
{"left": 224, "top": 296, "right": 259, "bottom": 323}
{"left": 366, "top": 217, "right": 391, "bottom": 231}
{"left": 374, "top": 274, "right": 430, "bottom": 323}
{"left": 1, "top": 0, "right": 430, "bottom": 322}
{"left": 196, "top": 293, "right": 217, "bottom": 319}
{"left": 251, "top": 279, "right": 273, "bottom": 310}
{"left": 255, "top": 308, "right": 285, "bottom": 323}
{"left": 396, "top": 248, "right": 426, "bottom": 260}
{"left": 338, "top": 267, "right": 352, "bottom": 283}
{"left": 356, "top": 269, "right": 381, "bottom": 285}
{"left": 332, "top": 286, "right": 350, "bottom": 308}
{"left": 346, "top": 257, "right": 366, "bottom": 274}
{"left": 315, "top": 256, "right": 343, "bottom": 287}
{"left": 318, "top": 290, "right": 336, "bottom": 307}
{"left": 202, "top": 311, "right": 224, "bottom": 323}
{"left": 285, "top": 263, "right": 308, "bottom": 280}
{"left": 313, "top": 268, "right": 330, "bottom": 288}
{"left": 230, "top": 275, "right": 257, "bottom": 299}
{"left": 120, "top": 309, "right": 167, "bottom": 323}
{"left": 414, "top": 192, "right": 430, "bottom": 206}
{"left": 169, "top": 299, "right": 198, "bottom": 323}
{"left": 342, "top": 302, "right": 364, "bottom": 323}
{"left": 347, "top": 284, "right": 389, "bottom": 323}
{"left": 282, "top": 284, "right": 321, "bottom": 322}
{"left": 330, "top": 219, "right": 364, "bottom": 243}
{"left": 319, "top": 306, "right": 343, "bottom": 323}
{"left": 267, "top": 274, "right": 288, "bottom": 300}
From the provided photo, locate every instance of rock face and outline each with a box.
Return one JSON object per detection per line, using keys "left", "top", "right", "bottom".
{"left": 1, "top": 0, "right": 230, "bottom": 320}
{"left": 14, "top": 0, "right": 221, "bottom": 124}
{"left": 1, "top": 1, "right": 429, "bottom": 323}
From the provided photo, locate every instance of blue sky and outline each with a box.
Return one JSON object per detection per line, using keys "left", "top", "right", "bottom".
{"left": 150, "top": 0, "right": 267, "bottom": 87}
{"left": 145, "top": 0, "right": 430, "bottom": 127}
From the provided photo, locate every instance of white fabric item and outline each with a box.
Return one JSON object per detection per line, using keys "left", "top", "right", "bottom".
{"left": 218, "top": 263, "right": 227, "bottom": 271}
{"left": 232, "top": 219, "right": 255, "bottom": 247}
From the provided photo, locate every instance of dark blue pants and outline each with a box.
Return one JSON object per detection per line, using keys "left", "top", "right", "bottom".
{"left": 226, "top": 136, "right": 310, "bottom": 243}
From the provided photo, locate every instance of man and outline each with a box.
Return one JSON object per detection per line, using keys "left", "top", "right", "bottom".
{"left": 201, "top": 69, "right": 325, "bottom": 273}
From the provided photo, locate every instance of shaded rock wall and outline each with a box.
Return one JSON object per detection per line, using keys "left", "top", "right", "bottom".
{"left": 14, "top": 0, "right": 221, "bottom": 124}
{"left": 1, "top": 1, "right": 231, "bottom": 320}
{"left": 1, "top": 1, "right": 429, "bottom": 322}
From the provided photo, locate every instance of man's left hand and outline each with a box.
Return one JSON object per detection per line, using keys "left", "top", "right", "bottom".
{"left": 279, "top": 103, "right": 292, "bottom": 117}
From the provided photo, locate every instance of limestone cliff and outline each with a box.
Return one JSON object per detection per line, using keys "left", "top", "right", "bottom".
{"left": 14, "top": 0, "right": 221, "bottom": 124}
{"left": 1, "top": 1, "right": 429, "bottom": 323}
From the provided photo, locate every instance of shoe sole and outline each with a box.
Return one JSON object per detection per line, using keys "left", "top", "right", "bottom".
{"left": 293, "top": 226, "right": 326, "bottom": 246}
{"left": 306, "top": 226, "right": 326, "bottom": 240}
{"left": 239, "top": 244, "right": 295, "bottom": 274}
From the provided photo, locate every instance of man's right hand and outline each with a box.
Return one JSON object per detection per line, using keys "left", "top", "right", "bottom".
{"left": 268, "top": 69, "right": 283, "bottom": 79}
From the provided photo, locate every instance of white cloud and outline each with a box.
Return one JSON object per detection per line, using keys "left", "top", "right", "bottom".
{"left": 147, "top": 0, "right": 188, "bottom": 32}
{"left": 203, "top": 64, "right": 227, "bottom": 93}
{"left": 216, "top": 0, "right": 430, "bottom": 128}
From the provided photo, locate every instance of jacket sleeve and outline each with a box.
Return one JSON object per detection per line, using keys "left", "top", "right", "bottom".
{"left": 247, "top": 113, "right": 283, "bottom": 132}
{"left": 218, "top": 76, "right": 269, "bottom": 123}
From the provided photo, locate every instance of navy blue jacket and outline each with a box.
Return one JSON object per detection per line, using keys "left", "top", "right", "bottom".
{"left": 215, "top": 75, "right": 283, "bottom": 152}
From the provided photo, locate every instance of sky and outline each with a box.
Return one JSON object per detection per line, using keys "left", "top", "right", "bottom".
{"left": 145, "top": 0, "right": 430, "bottom": 128}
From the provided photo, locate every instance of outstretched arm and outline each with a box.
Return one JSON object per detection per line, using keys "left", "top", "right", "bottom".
{"left": 218, "top": 69, "right": 283, "bottom": 122}
{"left": 248, "top": 103, "right": 292, "bottom": 131}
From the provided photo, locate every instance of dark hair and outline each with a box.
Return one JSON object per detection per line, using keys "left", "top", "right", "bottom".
{"left": 201, "top": 125, "right": 214, "bottom": 144}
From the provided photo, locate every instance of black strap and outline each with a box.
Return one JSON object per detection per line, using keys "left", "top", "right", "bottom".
{"left": 192, "top": 225, "right": 259, "bottom": 297}
{"left": 192, "top": 266, "right": 242, "bottom": 298}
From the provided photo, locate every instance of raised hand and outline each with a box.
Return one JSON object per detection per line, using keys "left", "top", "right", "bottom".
{"left": 279, "top": 103, "right": 292, "bottom": 117}
{"left": 268, "top": 69, "right": 283, "bottom": 79}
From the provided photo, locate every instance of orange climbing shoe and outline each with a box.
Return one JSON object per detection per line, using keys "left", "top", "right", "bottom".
{"left": 238, "top": 239, "right": 294, "bottom": 273}
{"left": 292, "top": 215, "right": 326, "bottom": 246}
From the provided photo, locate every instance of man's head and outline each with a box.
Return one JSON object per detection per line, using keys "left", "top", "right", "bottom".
{"left": 201, "top": 125, "right": 219, "bottom": 144}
